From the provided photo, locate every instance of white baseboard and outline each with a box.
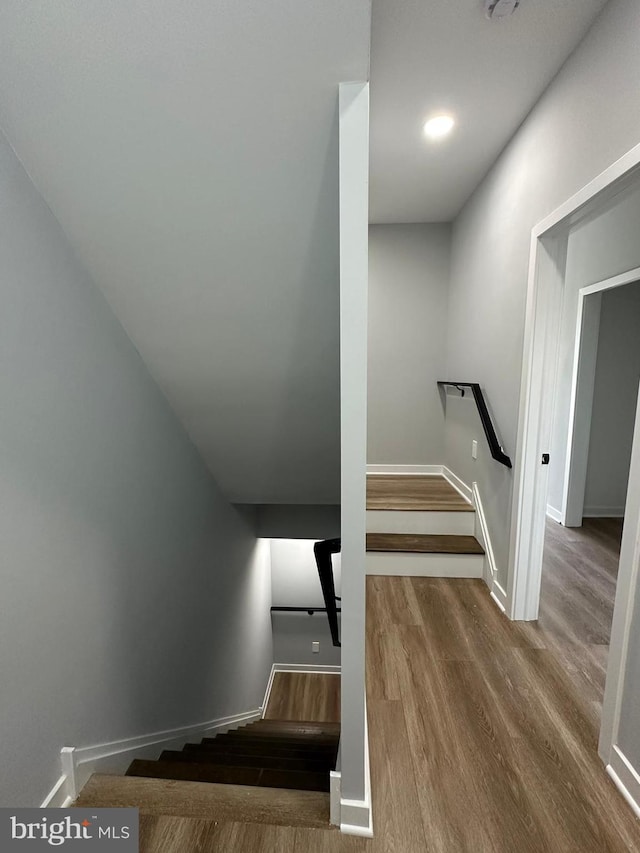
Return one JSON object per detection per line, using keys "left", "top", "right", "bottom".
{"left": 584, "top": 506, "right": 625, "bottom": 518}
{"left": 340, "top": 706, "right": 373, "bottom": 838}
{"left": 607, "top": 745, "right": 640, "bottom": 819}
{"left": 366, "top": 464, "right": 443, "bottom": 476}
{"left": 330, "top": 770, "right": 341, "bottom": 827}
{"left": 472, "top": 481, "right": 497, "bottom": 586}
{"left": 366, "top": 551, "right": 483, "bottom": 578}
{"left": 490, "top": 580, "right": 508, "bottom": 613}
{"left": 42, "top": 708, "right": 262, "bottom": 806}
{"left": 442, "top": 467, "right": 473, "bottom": 504}
{"left": 546, "top": 505, "right": 563, "bottom": 523}
{"left": 261, "top": 663, "right": 342, "bottom": 718}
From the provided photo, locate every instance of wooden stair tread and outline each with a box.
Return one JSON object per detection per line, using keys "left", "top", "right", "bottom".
{"left": 366, "top": 533, "right": 484, "bottom": 554}
{"left": 240, "top": 720, "right": 340, "bottom": 736}
{"left": 215, "top": 732, "right": 339, "bottom": 747}
{"left": 74, "top": 774, "right": 330, "bottom": 828}
{"left": 126, "top": 759, "right": 330, "bottom": 792}
{"left": 366, "top": 475, "right": 474, "bottom": 512}
{"left": 198, "top": 738, "right": 338, "bottom": 756}
{"left": 160, "top": 749, "right": 334, "bottom": 772}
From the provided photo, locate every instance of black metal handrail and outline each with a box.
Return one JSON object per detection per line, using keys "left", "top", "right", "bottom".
{"left": 314, "top": 538, "right": 341, "bottom": 647}
{"left": 437, "top": 381, "right": 512, "bottom": 468}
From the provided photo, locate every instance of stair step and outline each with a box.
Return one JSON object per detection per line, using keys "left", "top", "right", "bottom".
{"left": 74, "top": 774, "right": 330, "bottom": 828}
{"left": 160, "top": 749, "right": 334, "bottom": 772}
{"left": 366, "top": 533, "right": 484, "bottom": 554}
{"left": 366, "top": 475, "right": 473, "bottom": 512}
{"left": 225, "top": 730, "right": 339, "bottom": 746}
{"left": 126, "top": 759, "right": 330, "bottom": 792}
{"left": 241, "top": 720, "right": 340, "bottom": 737}
{"left": 194, "top": 740, "right": 338, "bottom": 759}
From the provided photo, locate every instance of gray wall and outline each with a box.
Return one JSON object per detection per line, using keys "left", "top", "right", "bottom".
{"left": 254, "top": 504, "right": 340, "bottom": 540}
{"left": 368, "top": 224, "right": 451, "bottom": 464}
{"left": 584, "top": 284, "right": 640, "bottom": 516}
{"left": 270, "top": 540, "right": 341, "bottom": 666}
{"left": 0, "top": 129, "right": 273, "bottom": 807}
{"left": 547, "top": 185, "right": 640, "bottom": 516}
{"left": 445, "top": 0, "right": 640, "bottom": 588}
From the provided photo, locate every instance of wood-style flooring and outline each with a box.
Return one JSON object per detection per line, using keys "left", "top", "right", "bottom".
{"left": 524, "top": 516, "right": 623, "bottom": 720}
{"left": 366, "top": 533, "right": 484, "bottom": 554}
{"left": 93, "top": 518, "right": 640, "bottom": 851}
{"left": 264, "top": 672, "right": 340, "bottom": 723}
{"left": 366, "top": 475, "right": 473, "bottom": 512}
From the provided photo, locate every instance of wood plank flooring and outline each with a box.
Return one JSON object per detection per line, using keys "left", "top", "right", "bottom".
{"left": 89, "top": 517, "right": 640, "bottom": 851}
{"left": 519, "top": 516, "right": 623, "bottom": 720}
{"left": 265, "top": 673, "right": 340, "bottom": 723}
{"left": 366, "top": 475, "right": 473, "bottom": 512}
{"left": 366, "top": 533, "right": 484, "bottom": 554}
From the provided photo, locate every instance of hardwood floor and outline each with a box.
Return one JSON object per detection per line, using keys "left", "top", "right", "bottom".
{"left": 366, "top": 475, "right": 473, "bottom": 511}
{"left": 523, "top": 516, "right": 623, "bottom": 720}
{"left": 102, "top": 518, "right": 639, "bottom": 851}
{"left": 265, "top": 673, "right": 341, "bottom": 723}
{"left": 366, "top": 533, "right": 484, "bottom": 554}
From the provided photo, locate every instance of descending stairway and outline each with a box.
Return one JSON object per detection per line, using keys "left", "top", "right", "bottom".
{"left": 366, "top": 474, "right": 485, "bottom": 577}
{"left": 74, "top": 720, "right": 340, "bottom": 829}
{"left": 126, "top": 720, "right": 339, "bottom": 792}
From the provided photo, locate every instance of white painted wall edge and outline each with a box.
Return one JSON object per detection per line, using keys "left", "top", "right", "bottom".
{"left": 366, "top": 464, "right": 444, "bottom": 475}
{"left": 261, "top": 663, "right": 342, "bottom": 716}
{"left": 547, "top": 505, "right": 563, "bottom": 523}
{"left": 340, "top": 703, "right": 372, "bottom": 837}
{"left": 41, "top": 708, "right": 262, "bottom": 806}
{"left": 607, "top": 745, "right": 640, "bottom": 820}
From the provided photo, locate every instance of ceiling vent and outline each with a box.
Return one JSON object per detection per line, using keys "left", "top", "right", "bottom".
{"left": 484, "top": 0, "right": 520, "bottom": 19}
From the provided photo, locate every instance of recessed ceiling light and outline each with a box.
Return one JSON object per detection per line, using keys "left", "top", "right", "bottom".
{"left": 423, "top": 115, "right": 455, "bottom": 141}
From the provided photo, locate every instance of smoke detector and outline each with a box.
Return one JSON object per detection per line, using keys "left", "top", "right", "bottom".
{"left": 484, "top": 0, "right": 520, "bottom": 18}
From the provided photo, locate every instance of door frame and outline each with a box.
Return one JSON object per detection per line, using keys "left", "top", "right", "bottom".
{"left": 508, "top": 141, "right": 640, "bottom": 623}
{"left": 561, "top": 267, "right": 640, "bottom": 527}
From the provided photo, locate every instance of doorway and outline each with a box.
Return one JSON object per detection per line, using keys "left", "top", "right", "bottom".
{"left": 509, "top": 144, "right": 640, "bottom": 795}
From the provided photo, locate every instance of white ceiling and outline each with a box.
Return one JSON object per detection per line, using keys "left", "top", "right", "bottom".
{"left": 0, "top": 1, "right": 371, "bottom": 504}
{"left": 369, "top": 0, "right": 610, "bottom": 223}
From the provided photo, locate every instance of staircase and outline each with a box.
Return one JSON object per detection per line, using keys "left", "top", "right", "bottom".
{"left": 366, "top": 474, "right": 485, "bottom": 577}
{"left": 74, "top": 720, "right": 339, "bottom": 828}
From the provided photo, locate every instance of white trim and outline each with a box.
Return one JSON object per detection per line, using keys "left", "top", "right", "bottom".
{"left": 330, "top": 770, "right": 341, "bottom": 827}
{"left": 583, "top": 506, "right": 625, "bottom": 518}
{"left": 510, "top": 139, "right": 640, "bottom": 622}
{"left": 442, "top": 466, "right": 473, "bottom": 504}
{"left": 340, "top": 704, "right": 373, "bottom": 837}
{"left": 490, "top": 580, "right": 508, "bottom": 613}
{"left": 561, "top": 267, "right": 640, "bottom": 528}
{"left": 261, "top": 663, "right": 342, "bottom": 718}
{"left": 53, "top": 708, "right": 261, "bottom": 804}
{"left": 600, "top": 387, "right": 640, "bottom": 762}
{"left": 367, "top": 509, "right": 475, "bottom": 536}
{"left": 472, "top": 481, "right": 497, "bottom": 582}
{"left": 261, "top": 664, "right": 278, "bottom": 716}
{"left": 366, "top": 551, "right": 484, "bottom": 578}
{"left": 40, "top": 774, "right": 70, "bottom": 808}
{"left": 490, "top": 588, "right": 507, "bottom": 613}
{"left": 546, "top": 505, "right": 563, "bottom": 523}
{"left": 366, "top": 464, "right": 443, "bottom": 476}
{"left": 561, "top": 289, "right": 602, "bottom": 526}
{"left": 607, "top": 746, "right": 640, "bottom": 820}
{"left": 532, "top": 141, "right": 640, "bottom": 238}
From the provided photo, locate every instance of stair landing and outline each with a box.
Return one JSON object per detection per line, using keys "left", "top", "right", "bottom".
{"left": 366, "top": 474, "right": 473, "bottom": 512}
{"left": 74, "top": 774, "right": 330, "bottom": 828}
